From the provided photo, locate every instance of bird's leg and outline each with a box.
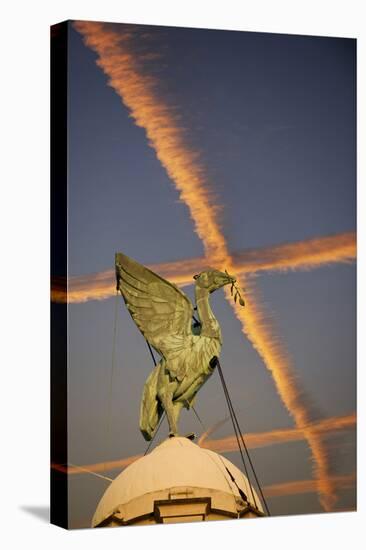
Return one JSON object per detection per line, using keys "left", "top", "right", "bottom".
{"left": 159, "top": 387, "right": 178, "bottom": 437}
{"left": 157, "top": 368, "right": 179, "bottom": 437}
{"left": 171, "top": 401, "right": 184, "bottom": 435}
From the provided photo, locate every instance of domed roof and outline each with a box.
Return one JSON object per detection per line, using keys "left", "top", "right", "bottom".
{"left": 93, "top": 436, "right": 263, "bottom": 526}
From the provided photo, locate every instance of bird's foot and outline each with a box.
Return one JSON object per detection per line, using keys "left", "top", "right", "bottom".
{"left": 168, "top": 431, "right": 195, "bottom": 440}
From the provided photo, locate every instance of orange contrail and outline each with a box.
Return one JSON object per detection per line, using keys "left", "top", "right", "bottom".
{"left": 51, "top": 453, "right": 141, "bottom": 475}
{"left": 199, "top": 413, "right": 356, "bottom": 452}
{"left": 263, "top": 473, "right": 356, "bottom": 499}
{"left": 74, "top": 21, "right": 227, "bottom": 264}
{"left": 51, "top": 256, "right": 210, "bottom": 304}
{"left": 227, "top": 277, "right": 340, "bottom": 510}
{"left": 53, "top": 412, "right": 355, "bottom": 476}
{"left": 75, "top": 21, "right": 345, "bottom": 510}
{"left": 233, "top": 231, "right": 356, "bottom": 274}
{"left": 51, "top": 231, "right": 356, "bottom": 303}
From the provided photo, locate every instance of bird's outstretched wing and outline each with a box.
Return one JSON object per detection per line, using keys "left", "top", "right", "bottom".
{"left": 115, "top": 252, "right": 194, "bottom": 362}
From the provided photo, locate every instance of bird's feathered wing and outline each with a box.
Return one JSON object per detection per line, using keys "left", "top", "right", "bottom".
{"left": 115, "top": 252, "right": 194, "bottom": 378}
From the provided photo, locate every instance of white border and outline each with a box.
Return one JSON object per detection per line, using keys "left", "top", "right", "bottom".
{"left": 1, "top": 1, "right": 363, "bottom": 548}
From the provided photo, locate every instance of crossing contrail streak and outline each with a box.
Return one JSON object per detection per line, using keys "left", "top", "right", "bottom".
{"left": 52, "top": 464, "right": 355, "bottom": 503}
{"left": 53, "top": 412, "right": 355, "bottom": 476}
{"left": 199, "top": 413, "right": 356, "bottom": 452}
{"left": 263, "top": 473, "right": 355, "bottom": 500}
{"left": 74, "top": 21, "right": 351, "bottom": 510}
{"left": 74, "top": 21, "right": 227, "bottom": 262}
{"left": 51, "top": 231, "right": 355, "bottom": 303}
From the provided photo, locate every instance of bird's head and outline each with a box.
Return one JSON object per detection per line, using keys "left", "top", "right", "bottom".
{"left": 193, "top": 269, "right": 236, "bottom": 293}
{"left": 193, "top": 269, "right": 245, "bottom": 306}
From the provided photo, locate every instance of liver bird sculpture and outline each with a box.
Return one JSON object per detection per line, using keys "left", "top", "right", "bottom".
{"left": 115, "top": 252, "right": 244, "bottom": 441}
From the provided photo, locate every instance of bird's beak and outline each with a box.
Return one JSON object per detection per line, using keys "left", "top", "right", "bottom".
{"left": 224, "top": 269, "right": 236, "bottom": 284}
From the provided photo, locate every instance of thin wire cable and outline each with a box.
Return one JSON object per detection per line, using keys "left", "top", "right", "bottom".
{"left": 223, "top": 374, "right": 270, "bottom": 515}
{"left": 191, "top": 405, "right": 206, "bottom": 431}
{"left": 146, "top": 339, "right": 157, "bottom": 366}
{"left": 143, "top": 339, "right": 165, "bottom": 454}
{"left": 215, "top": 358, "right": 257, "bottom": 508}
{"left": 230, "top": 393, "right": 270, "bottom": 515}
{"left": 68, "top": 463, "right": 113, "bottom": 483}
{"left": 104, "top": 291, "right": 119, "bottom": 473}
{"left": 216, "top": 359, "right": 261, "bottom": 511}
{"left": 143, "top": 412, "right": 165, "bottom": 455}
{"left": 215, "top": 357, "right": 270, "bottom": 516}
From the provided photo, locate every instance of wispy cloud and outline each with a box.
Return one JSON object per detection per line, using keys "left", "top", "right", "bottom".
{"left": 51, "top": 231, "right": 356, "bottom": 303}
{"left": 74, "top": 21, "right": 352, "bottom": 510}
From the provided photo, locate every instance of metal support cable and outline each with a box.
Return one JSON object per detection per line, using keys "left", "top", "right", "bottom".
{"left": 226, "top": 384, "right": 270, "bottom": 515}
{"left": 104, "top": 291, "right": 119, "bottom": 473}
{"left": 191, "top": 405, "right": 206, "bottom": 431}
{"left": 212, "top": 356, "right": 270, "bottom": 516}
{"left": 69, "top": 463, "right": 112, "bottom": 483}
{"left": 146, "top": 339, "right": 157, "bottom": 366}
{"left": 213, "top": 357, "right": 258, "bottom": 508}
{"left": 143, "top": 412, "right": 165, "bottom": 455}
{"left": 143, "top": 339, "right": 165, "bottom": 454}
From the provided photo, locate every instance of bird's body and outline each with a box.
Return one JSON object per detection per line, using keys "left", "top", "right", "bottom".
{"left": 140, "top": 332, "right": 221, "bottom": 440}
{"left": 115, "top": 252, "right": 238, "bottom": 440}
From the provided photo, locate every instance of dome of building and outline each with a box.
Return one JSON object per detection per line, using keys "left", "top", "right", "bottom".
{"left": 92, "top": 436, "right": 264, "bottom": 527}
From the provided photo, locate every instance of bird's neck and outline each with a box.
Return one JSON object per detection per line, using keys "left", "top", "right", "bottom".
{"left": 195, "top": 286, "right": 222, "bottom": 342}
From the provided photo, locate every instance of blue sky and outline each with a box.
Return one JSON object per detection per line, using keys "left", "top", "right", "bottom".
{"left": 63, "top": 21, "right": 356, "bottom": 527}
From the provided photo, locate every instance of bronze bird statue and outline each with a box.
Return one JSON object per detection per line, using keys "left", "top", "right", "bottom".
{"left": 115, "top": 252, "right": 244, "bottom": 441}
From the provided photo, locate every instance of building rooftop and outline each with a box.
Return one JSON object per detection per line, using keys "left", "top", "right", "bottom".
{"left": 93, "top": 436, "right": 264, "bottom": 526}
